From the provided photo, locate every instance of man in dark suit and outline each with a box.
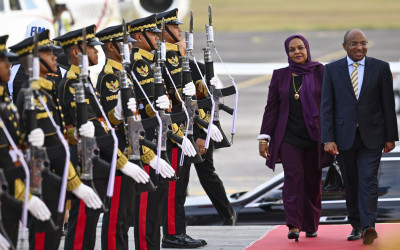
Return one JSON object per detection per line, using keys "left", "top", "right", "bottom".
{"left": 321, "top": 29, "right": 398, "bottom": 245}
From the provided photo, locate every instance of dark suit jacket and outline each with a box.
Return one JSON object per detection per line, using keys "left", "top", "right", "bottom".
{"left": 260, "top": 65, "right": 324, "bottom": 170}
{"left": 321, "top": 57, "right": 398, "bottom": 150}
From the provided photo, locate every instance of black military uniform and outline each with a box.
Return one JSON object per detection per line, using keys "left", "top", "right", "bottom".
{"left": 10, "top": 30, "right": 84, "bottom": 250}
{"left": 96, "top": 24, "right": 156, "bottom": 250}
{"left": 0, "top": 35, "right": 26, "bottom": 248}
{"left": 129, "top": 15, "right": 174, "bottom": 250}
{"left": 157, "top": 9, "right": 236, "bottom": 248}
{"left": 55, "top": 25, "right": 130, "bottom": 250}
{"left": 191, "top": 61, "right": 236, "bottom": 225}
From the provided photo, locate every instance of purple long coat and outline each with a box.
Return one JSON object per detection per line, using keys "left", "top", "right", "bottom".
{"left": 260, "top": 65, "right": 325, "bottom": 170}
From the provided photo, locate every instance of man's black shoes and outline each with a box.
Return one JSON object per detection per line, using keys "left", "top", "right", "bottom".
{"left": 162, "top": 234, "right": 206, "bottom": 248}
{"left": 222, "top": 210, "right": 237, "bottom": 226}
{"left": 362, "top": 227, "right": 378, "bottom": 245}
{"left": 347, "top": 228, "right": 362, "bottom": 241}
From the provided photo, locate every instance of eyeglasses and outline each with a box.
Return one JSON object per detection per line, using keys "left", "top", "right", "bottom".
{"left": 347, "top": 41, "right": 368, "bottom": 48}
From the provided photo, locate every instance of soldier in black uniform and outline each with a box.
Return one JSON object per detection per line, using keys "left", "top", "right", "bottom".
{"left": 157, "top": 8, "right": 237, "bottom": 248}
{"left": 129, "top": 14, "right": 197, "bottom": 250}
{"left": 95, "top": 23, "right": 175, "bottom": 250}
{"left": 9, "top": 29, "right": 103, "bottom": 250}
{"left": 0, "top": 34, "right": 55, "bottom": 249}
{"left": 154, "top": 9, "right": 208, "bottom": 249}
{"left": 55, "top": 25, "right": 150, "bottom": 250}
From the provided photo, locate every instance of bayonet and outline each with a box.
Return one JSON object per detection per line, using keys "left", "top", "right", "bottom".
{"left": 190, "top": 11, "right": 193, "bottom": 34}
{"left": 208, "top": 4, "right": 212, "bottom": 27}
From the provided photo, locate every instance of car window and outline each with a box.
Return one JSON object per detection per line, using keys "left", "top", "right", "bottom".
{"left": 24, "top": 0, "right": 36, "bottom": 9}
{"left": 378, "top": 161, "right": 400, "bottom": 198}
{"left": 0, "top": 0, "right": 4, "bottom": 11}
{"left": 9, "top": 0, "right": 21, "bottom": 10}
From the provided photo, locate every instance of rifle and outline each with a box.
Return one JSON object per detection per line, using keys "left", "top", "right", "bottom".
{"left": 204, "top": 4, "right": 239, "bottom": 148}
{"left": 117, "top": 19, "right": 156, "bottom": 192}
{"left": 24, "top": 31, "right": 58, "bottom": 231}
{"left": 152, "top": 18, "right": 180, "bottom": 180}
{"left": 74, "top": 28, "right": 107, "bottom": 213}
{"left": 180, "top": 12, "right": 210, "bottom": 161}
{"left": 203, "top": 4, "right": 234, "bottom": 149}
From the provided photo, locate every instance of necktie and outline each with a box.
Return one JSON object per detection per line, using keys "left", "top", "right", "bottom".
{"left": 351, "top": 63, "right": 360, "bottom": 99}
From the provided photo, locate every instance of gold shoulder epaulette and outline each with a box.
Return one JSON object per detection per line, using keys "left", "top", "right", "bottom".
{"left": 166, "top": 43, "right": 178, "bottom": 52}
{"left": 138, "top": 49, "right": 154, "bottom": 61}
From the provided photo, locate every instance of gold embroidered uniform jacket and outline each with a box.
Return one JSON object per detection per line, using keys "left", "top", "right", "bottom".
{"left": 96, "top": 58, "right": 155, "bottom": 164}
{"left": 58, "top": 64, "right": 128, "bottom": 172}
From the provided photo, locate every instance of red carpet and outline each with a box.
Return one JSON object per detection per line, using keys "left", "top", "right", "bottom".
{"left": 246, "top": 223, "right": 400, "bottom": 250}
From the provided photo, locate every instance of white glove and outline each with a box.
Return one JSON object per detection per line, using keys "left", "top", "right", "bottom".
{"left": 78, "top": 121, "right": 95, "bottom": 138}
{"left": 127, "top": 97, "right": 137, "bottom": 113}
{"left": 203, "top": 123, "right": 223, "bottom": 142}
{"left": 155, "top": 95, "right": 170, "bottom": 110}
{"left": 149, "top": 157, "right": 175, "bottom": 178}
{"left": 28, "top": 196, "right": 51, "bottom": 221}
{"left": 182, "top": 82, "right": 196, "bottom": 96}
{"left": 71, "top": 183, "right": 102, "bottom": 209}
{"left": 121, "top": 161, "right": 149, "bottom": 184}
{"left": 114, "top": 92, "right": 124, "bottom": 120}
{"left": 28, "top": 128, "right": 45, "bottom": 147}
{"left": 177, "top": 137, "right": 197, "bottom": 157}
{"left": 0, "top": 233, "right": 10, "bottom": 250}
{"left": 210, "top": 76, "right": 219, "bottom": 87}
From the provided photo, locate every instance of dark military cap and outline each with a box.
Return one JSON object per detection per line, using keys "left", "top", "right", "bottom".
{"left": 9, "top": 30, "right": 60, "bottom": 57}
{"left": 129, "top": 14, "right": 161, "bottom": 33}
{"left": 0, "top": 35, "right": 18, "bottom": 58}
{"left": 53, "top": 24, "right": 104, "bottom": 48}
{"left": 156, "top": 8, "right": 183, "bottom": 26}
{"left": 96, "top": 24, "right": 136, "bottom": 43}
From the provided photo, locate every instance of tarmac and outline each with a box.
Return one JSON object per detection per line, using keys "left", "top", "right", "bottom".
{"left": 16, "top": 225, "right": 272, "bottom": 249}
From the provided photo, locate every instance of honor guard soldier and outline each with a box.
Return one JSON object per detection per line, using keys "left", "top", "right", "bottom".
{"left": 8, "top": 20, "right": 66, "bottom": 102}
{"left": 0, "top": 34, "right": 54, "bottom": 249}
{"left": 157, "top": 8, "right": 237, "bottom": 248}
{"left": 95, "top": 23, "right": 174, "bottom": 250}
{"left": 55, "top": 25, "right": 150, "bottom": 250}
{"left": 155, "top": 9, "right": 207, "bottom": 248}
{"left": 129, "top": 14, "right": 194, "bottom": 250}
{"left": 9, "top": 29, "right": 103, "bottom": 250}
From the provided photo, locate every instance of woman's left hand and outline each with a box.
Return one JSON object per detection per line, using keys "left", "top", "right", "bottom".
{"left": 259, "top": 142, "right": 270, "bottom": 160}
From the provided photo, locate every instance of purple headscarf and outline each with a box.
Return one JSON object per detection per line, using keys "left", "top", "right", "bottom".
{"left": 284, "top": 35, "right": 322, "bottom": 140}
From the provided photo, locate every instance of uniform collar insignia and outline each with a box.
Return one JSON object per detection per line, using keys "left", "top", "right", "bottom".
{"left": 138, "top": 48, "right": 154, "bottom": 61}
{"left": 32, "top": 77, "right": 54, "bottom": 91}
{"left": 105, "top": 59, "right": 122, "bottom": 74}
{"left": 166, "top": 42, "right": 178, "bottom": 52}
{"left": 67, "top": 64, "right": 80, "bottom": 80}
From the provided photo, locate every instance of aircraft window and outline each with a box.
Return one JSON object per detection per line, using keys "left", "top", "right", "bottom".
{"left": 9, "top": 0, "right": 21, "bottom": 10}
{"left": 378, "top": 161, "right": 400, "bottom": 198}
{"left": 24, "top": 0, "right": 36, "bottom": 9}
{"left": 0, "top": 0, "right": 4, "bottom": 11}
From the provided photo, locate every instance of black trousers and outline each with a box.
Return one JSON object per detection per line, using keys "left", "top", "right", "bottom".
{"left": 162, "top": 141, "right": 234, "bottom": 236}
{"left": 134, "top": 165, "right": 168, "bottom": 250}
{"left": 162, "top": 147, "right": 191, "bottom": 235}
{"left": 101, "top": 174, "right": 136, "bottom": 250}
{"left": 64, "top": 178, "right": 108, "bottom": 250}
{"left": 28, "top": 200, "right": 65, "bottom": 250}
{"left": 2, "top": 205, "right": 20, "bottom": 248}
{"left": 337, "top": 129, "right": 382, "bottom": 229}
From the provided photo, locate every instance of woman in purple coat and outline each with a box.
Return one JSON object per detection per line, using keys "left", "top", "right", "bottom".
{"left": 258, "top": 35, "right": 324, "bottom": 241}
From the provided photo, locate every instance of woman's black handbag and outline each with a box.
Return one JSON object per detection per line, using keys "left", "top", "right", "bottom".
{"left": 322, "top": 159, "right": 345, "bottom": 192}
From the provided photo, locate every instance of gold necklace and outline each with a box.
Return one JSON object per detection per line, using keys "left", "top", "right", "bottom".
{"left": 292, "top": 75, "right": 302, "bottom": 100}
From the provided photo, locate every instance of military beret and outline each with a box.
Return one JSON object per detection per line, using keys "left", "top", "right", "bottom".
{"left": 129, "top": 14, "right": 161, "bottom": 33}
{"left": 0, "top": 35, "right": 18, "bottom": 58}
{"left": 53, "top": 24, "right": 103, "bottom": 48}
{"left": 9, "top": 30, "right": 60, "bottom": 57}
{"left": 156, "top": 8, "right": 183, "bottom": 26}
{"left": 96, "top": 23, "right": 136, "bottom": 43}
